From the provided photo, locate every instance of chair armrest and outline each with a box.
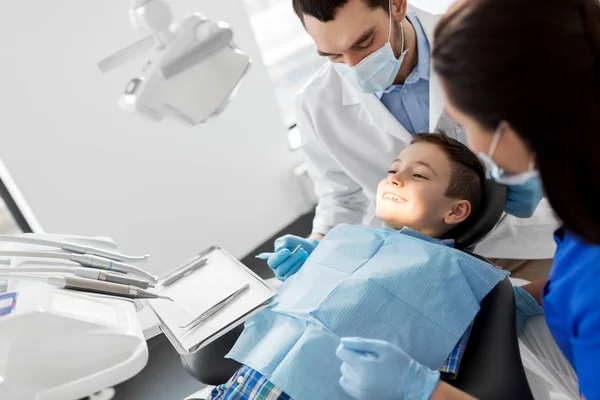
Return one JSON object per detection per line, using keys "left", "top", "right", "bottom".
{"left": 180, "top": 325, "right": 243, "bottom": 386}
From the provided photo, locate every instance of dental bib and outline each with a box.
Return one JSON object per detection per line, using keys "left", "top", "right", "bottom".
{"left": 228, "top": 224, "right": 508, "bottom": 400}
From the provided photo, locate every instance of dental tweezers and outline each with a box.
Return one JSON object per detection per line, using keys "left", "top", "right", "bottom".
{"left": 180, "top": 284, "right": 250, "bottom": 331}
{"left": 161, "top": 255, "right": 211, "bottom": 287}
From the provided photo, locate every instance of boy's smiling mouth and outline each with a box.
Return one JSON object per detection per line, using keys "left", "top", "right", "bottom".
{"left": 383, "top": 192, "right": 407, "bottom": 203}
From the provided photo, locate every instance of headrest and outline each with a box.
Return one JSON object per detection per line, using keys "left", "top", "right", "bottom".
{"left": 442, "top": 179, "right": 508, "bottom": 251}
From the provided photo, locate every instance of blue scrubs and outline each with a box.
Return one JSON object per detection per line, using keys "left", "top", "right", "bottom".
{"left": 543, "top": 228, "right": 600, "bottom": 399}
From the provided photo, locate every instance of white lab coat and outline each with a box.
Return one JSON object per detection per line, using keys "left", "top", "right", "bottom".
{"left": 295, "top": 3, "right": 559, "bottom": 259}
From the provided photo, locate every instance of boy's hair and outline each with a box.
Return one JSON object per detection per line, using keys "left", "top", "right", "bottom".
{"left": 411, "top": 132, "right": 486, "bottom": 218}
{"left": 292, "top": 0, "right": 390, "bottom": 23}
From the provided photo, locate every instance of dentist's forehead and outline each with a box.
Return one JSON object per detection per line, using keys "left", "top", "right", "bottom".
{"left": 303, "top": 2, "right": 387, "bottom": 55}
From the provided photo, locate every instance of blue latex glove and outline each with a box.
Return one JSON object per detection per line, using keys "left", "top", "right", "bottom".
{"left": 256, "top": 235, "right": 318, "bottom": 281}
{"left": 513, "top": 286, "right": 544, "bottom": 335}
{"left": 504, "top": 177, "right": 543, "bottom": 218}
{"left": 336, "top": 337, "right": 440, "bottom": 400}
{"left": 273, "top": 235, "right": 319, "bottom": 254}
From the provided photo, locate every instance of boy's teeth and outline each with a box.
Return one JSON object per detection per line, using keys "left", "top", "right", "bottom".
{"left": 384, "top": 193, "right": 404, "bottom": 202}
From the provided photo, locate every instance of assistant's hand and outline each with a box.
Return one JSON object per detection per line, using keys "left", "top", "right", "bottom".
{"left": 336, "top": 337, "right": 440, "bottom": 400}
{"left": 256, "top": 235, "right": 318, "bottom": 281}
{"left": 513, "top": 286, "right": 544, "bottom": 335}
{"left": 504, "top": 177, "right": 543, "bottom": 218}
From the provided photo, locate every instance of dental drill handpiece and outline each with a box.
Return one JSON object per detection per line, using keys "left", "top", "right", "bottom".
{"left": 0, "top": 250, "right": 157, "bottom": 283}
{"left": 69, "top": 254, "right": 157, "bottom": 282}
{"left": 0, "top": 266, "right": 150, "bottom": 289}
{"left": 48, "top": 276, "right": 172, "bottom": 300}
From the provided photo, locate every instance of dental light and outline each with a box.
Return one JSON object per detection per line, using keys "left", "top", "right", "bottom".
{"left": 99, "top": 0, "right": 252, "bottom": 125}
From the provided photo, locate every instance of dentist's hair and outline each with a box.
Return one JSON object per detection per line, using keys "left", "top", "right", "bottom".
{"left": 433, "top": 0, "right": 600, "bottom": 243}
{"left": 292, "top": 0, "right": 391, "bottom": 23}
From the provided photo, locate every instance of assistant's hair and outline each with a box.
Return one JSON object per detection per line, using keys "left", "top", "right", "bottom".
{"left": 292, "top": 0, "right": 390, "bottom": 23}
{"left": 433, "top": 0, "right": 600, "bottom": 243}
{"left": 412, "top": 132, "right": 485, "bottom": 218}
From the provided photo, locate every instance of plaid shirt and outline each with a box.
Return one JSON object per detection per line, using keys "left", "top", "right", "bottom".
{"left": 440, "top": 323, "right": 473, "bottom": 379}
{"left": 208, "top": 366, "right": 291, "bottom": 400}
{"left": 209, "top": 327, "right": 471, "bottom": 400}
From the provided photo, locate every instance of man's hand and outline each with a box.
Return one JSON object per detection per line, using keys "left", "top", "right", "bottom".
{"left": 256, "top": 235, "right": 319, "bottom": 281}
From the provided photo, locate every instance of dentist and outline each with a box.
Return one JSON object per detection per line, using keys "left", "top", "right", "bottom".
{"left": 266, "top": 0, "right": 557, "bottom": 281}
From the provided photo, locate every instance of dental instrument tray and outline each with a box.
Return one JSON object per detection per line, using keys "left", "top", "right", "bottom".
{"left": 147, "top": 246, "right": 276, "bottom": 354}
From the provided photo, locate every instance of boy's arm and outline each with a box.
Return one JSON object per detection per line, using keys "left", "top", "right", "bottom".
{"left": 431, "top": 382, "right": 477, "bottom": 400}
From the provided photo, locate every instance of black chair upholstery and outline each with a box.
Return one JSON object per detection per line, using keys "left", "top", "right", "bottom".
{"left": 442, "top": 179, "right": 508, "bottom": 251}
{"left": 445, "top": 277, "right": 533, "bottom": 399}
{"left": 181, "top": 325, "right": 243, "bottom": 386}
{"left": 180, "top": 179, "right": 531, "bottom": 397}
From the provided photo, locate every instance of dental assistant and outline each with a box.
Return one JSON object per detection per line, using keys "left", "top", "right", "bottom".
{"left": 269, "top": 0, "right": 558, "bottom": 281}
{"left": 336, "top": 0, "right": 600, "bottom": 398}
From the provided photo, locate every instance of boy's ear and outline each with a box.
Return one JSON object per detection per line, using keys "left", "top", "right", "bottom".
{"left": 444, "top": 200, "right": 472, "bottom": 226}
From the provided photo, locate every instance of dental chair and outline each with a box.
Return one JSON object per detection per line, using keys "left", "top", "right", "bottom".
{"left": 181, "top": 179, "right": 534, "bottom": 400}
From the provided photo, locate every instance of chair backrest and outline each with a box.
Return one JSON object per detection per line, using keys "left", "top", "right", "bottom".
{"left": 442, "top": 179, "right": 508, "bottom": 251}
{"left": 446, "top": 276, "right": 534, "bottom": 399}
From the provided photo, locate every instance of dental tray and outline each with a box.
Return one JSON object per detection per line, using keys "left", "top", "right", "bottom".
{"left": 147, "top": 246, "right": 276, "bottom": 354}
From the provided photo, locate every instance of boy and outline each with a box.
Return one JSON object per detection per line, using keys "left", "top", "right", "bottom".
{"left": 208, "top": 134, "right": 514, "bottom": 400}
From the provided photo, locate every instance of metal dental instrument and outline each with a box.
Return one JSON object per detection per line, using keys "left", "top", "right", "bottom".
{"left": 0, "top": 266, "right": 151, "bottom": 289}
{"left": 0, "top": 274, "right": 170, "bottom": 300}
{"left": 180, "top": 284, "right": 250, "bottom": 330}
{"left": 0, "top": 250, "right": 157, "bottom": 282}
{"left": 254, "top": 244, "right": 302, "bottom": 260}
{"left": 160, "top": 256, "right": 211, "bottom": 287}
{"left": 290, "top": 244, "right": 302, "bottom": 255}
{"left": 0, "top": 235, "right": 150, "bottom": 262}
{"left": 50, "top": 276, "right": 172, "bottom": 300}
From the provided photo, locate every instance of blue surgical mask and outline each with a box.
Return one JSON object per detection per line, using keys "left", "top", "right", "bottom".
{"left": 332, "top": 4, "right": 408, "bottom": 94}
{"left": 477, "top": 123, "right": 539, "bottom": 186}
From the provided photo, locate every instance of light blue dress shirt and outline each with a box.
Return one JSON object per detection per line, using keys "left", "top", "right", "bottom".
{"left": 376, "top": 11, "right": 430, "bottom": 134}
